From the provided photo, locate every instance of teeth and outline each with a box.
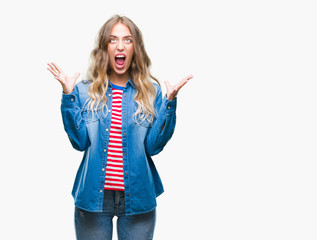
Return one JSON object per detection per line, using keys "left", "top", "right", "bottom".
{"left": 116, "top": 55, "right": 125, "bottom": 58}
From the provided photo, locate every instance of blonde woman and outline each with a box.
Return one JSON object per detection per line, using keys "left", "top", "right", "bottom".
{"left": 47, "top": 15, "right": 192, "bottom": 240}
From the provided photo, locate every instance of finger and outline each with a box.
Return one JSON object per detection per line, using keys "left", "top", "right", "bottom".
{"left": 181, "top": 75, "right": 193, "bottom": 84}
{"left": 47, "top": 62, "right": 59, "bottom": 75}
{"left": 54, "top": 76, "right": 63, "bottom": 84}
{"left": 47, "top": 63, "right": 59, "bottom": 73}
{"left": 73, "top": 72, "right": 81, "bottom": 81}
{"left": 73, "top": 72, "right": 81, "bottom": 79}
{"left": 176, "top": 75, "right": 193, "bottom": 90}
{"left": 51, "top": 62, "right": 63, "bottom": 74}
{"left": 186, "top": 74, "right": 194, "bottom": 80}
{"left": 47, "top": 65, "right": 59, "bottom": 77}
{"left": 164, "top": 81, "right": 172, "bottom": 90}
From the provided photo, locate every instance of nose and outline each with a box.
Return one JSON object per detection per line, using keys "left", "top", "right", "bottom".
{"left": 117, "top": 40, "right": 124, "bottom": 51}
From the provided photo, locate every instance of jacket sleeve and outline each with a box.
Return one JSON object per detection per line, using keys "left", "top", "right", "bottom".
{"left": 145, "top": 86, "right": 177, "bottom": 156}
{"left": 60, "top": 85, "right": 91, "bottom": 151}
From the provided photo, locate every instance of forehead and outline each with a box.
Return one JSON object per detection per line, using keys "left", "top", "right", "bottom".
{"left": 110, "top": 22, "right": 132, "bottom": 36}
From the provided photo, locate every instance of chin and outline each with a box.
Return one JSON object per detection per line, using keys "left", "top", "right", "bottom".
{"left": 115, "top": 68, "right": 128, "bottom": 75}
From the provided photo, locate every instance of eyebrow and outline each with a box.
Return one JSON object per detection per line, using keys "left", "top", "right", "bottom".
{"left": 109, "top": 35, "right": 132, "bottom": 38}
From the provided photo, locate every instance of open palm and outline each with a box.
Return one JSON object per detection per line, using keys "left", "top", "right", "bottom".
{"left": 47, "top": 62, "right": 80, "bottom": 94}
{"left": 164, "top": 75, "right": 193, "bottom": 100}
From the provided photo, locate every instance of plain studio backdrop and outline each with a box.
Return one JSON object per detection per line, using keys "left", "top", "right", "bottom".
{"left": 1, "top": 0, "right": 316, "bottom": 239}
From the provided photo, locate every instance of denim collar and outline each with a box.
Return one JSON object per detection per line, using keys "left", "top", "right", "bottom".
{"left": 126, "top": 78, "right": 135, "bottom": 89}
{"left": 108, "top": 78, "right": 135, "bottom": 89}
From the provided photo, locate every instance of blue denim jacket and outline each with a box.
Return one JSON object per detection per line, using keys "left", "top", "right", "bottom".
{"left": 61, "top": 79, "right": 176, "bottom": 215}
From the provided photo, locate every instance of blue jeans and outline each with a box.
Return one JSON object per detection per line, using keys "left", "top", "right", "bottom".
{"left": 74, "top": 190, "right": 156, "bottom": 240}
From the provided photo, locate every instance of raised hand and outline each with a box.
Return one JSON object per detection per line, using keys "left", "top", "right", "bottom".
{"left": 164, "top": 75, "right": 193, "bottom": 101}
{"left": 47, "top": 62, "right": 80, "bottom": 94}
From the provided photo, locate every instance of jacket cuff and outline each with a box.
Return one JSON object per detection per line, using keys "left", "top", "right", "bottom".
{"left": 61, "top": 92, "right": 77, "bottom": 108}
{"left": 163, "top": 96, "right": 177, "bottom": 114}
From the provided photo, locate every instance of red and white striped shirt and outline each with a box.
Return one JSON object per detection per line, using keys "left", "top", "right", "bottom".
{"left": 104, "top": 86, "right": 125, "bottom": 191}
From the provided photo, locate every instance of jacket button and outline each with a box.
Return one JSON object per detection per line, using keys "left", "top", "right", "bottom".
{"left": 127, "top": 193, "right": 130, "bottom": 197}
{"left": 104, "top": 149, "right": 107, "bottom": 152}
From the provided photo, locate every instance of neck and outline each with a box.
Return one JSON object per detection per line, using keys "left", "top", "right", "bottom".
{"left": 109, "top": 72, "right": 130, "bottom": 87}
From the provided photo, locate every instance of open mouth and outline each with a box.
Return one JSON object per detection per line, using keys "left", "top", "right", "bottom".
{"left": 115, "top": 54, "right": 126, "bottom": 69}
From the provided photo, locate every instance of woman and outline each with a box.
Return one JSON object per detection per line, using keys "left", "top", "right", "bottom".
{"left": 47, "top": 15, "right": 192, "bottom": 240}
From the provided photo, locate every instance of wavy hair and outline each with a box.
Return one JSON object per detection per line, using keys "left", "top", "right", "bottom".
{"left": 86, "top": 15, "right": 159, "bottom": 123}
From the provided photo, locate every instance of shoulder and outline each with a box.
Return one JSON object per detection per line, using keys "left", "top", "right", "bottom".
{"left": 74, "top": 80, "right": 92, "bottom": 106}
{"left": 76, "top": 80, "right": 92, "bottom": 94}
{"left": 152, "top": 82, "right": 162, "bottom": 95}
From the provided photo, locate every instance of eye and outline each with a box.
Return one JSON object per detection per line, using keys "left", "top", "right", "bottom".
{"left": 109, "top": 38, "right": 117, "bottom": 43}
{"left": 125, "top": 38, "right": 132, "bottom": 43}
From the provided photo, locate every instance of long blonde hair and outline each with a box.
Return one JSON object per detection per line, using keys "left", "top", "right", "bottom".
{"left": 86, "top": 15, "right": 159, "bottom": 123}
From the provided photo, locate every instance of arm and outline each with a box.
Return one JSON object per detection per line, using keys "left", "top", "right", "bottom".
{"left": 48, "top": 62, "right": 90, "bottom": 151}
{"left": 145, "top": 88, "right": 177, "bottom": 156}
{"left": 145, "top": 75, "right": 193, "bottom": 156}
{"left": 61, "top": 85, "right": 91, "bottom": 151}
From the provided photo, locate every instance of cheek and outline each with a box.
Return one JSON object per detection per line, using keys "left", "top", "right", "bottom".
{"left": 127, "top": 48, "right": 134, "bottom": 61}
{"left": 107, "top": 47, "right": 115, "bottom": 58}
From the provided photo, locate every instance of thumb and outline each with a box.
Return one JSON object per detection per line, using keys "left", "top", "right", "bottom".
{"left": 73, "top": 72, "right": 81, "bottom": 81}
{"left": 164, "top": 81, "right": 171, "bottom": 90}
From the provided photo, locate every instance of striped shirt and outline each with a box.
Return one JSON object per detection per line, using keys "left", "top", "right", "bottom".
{"left": 104, "top": 84, "right": 125, "bottom": 191}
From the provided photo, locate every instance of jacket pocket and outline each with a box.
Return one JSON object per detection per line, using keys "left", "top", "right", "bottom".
{"left": 81, "top": 108, "right": 105, "bottom": 123}
{"left": 133, "top": 115, "right": 152, "bottom": 128}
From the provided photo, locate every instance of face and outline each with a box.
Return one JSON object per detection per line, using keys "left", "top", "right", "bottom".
{"left": 107, "top": 22, "right": 134, "bottom": 79}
